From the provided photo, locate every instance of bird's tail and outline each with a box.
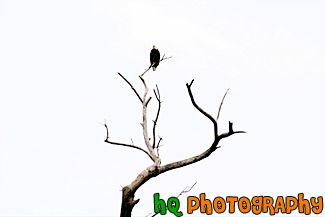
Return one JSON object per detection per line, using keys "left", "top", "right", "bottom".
{"left": 153, "top": 67, "right": 156, "bottom": 71}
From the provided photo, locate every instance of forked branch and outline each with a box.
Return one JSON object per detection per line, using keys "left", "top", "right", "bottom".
{"left": 218, "top": 121, "right": 246, "bottom": 140}
{"left": 160, "top": 54, "right": 172, "bottom": 62}
{"left": 139, "top": 76, "right": 157, "bottom": 161}
{"left": 105, "top": 73, "right": 158, "bottom": 161}
{"left": 158, "top": 79, "right": 245, "bottom": 175}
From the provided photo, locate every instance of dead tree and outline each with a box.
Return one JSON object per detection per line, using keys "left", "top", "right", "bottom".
{"left": 104, "top": 60, "right": 245, "bottom": 217}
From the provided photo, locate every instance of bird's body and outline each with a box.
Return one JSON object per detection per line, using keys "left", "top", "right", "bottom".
{"left": 150, "top": 45, "right": 160, "bottom": 71}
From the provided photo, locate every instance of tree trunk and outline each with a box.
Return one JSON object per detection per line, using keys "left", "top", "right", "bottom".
{"left": 120, "top": 186, "right": 139, "bottom": 217}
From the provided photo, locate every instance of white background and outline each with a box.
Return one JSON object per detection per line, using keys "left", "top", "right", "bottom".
{"left": 0, "top": 0, "right": 324, "bottom": 216}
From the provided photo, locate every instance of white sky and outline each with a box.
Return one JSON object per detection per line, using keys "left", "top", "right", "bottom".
{"left": 0, "top": 0, "right": 324, "bottom": 216}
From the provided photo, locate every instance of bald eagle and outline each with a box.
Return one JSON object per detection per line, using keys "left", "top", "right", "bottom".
{"left": 150, "top": 45, "right": 160, "bottom": 71}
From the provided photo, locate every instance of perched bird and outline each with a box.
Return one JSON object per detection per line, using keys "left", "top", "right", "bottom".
{"left": 150, "top": 45, "right": 160, "bottom": 71}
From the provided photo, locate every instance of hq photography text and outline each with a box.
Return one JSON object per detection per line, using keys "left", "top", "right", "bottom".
{"left": 153, "top": 193, "right": 323, "bottom": 216}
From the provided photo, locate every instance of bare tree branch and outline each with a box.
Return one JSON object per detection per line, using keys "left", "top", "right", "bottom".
{"left": 139, "top": 76, "right": 149, "bottom": 101}
{"left": 114, "top": 72, "right": 160, "bottom": 162}
{"left": 158, "top": 80, "right": 245, "bottom": 175}
{"left": 152, "top": 85, "right": 162, "bottom": 149}
{"left": 118, "top": 72, "right": 143, "bottom": 103}
{"left": 217, "top": 88, "right": 229, "bottom": 121}
{"left": 139, "top": 76, "right": 158, "bottom": 162}
{"left": 186, "top": 79, "right": 218, "bottom": 137}
{"left": 103, "top": 122, "right": 154, "bottom": 161}
{"left": 141, "top": 62, "right": 155, "bottom": 77}
{"left": 158, "top": 144, "right": 221, "bottom": 175}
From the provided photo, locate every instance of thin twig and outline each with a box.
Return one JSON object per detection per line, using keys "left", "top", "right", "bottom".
{"left": 156, "top": 136, "right": 163, "bottom": 158}
{"left": 103, "top": 119, "right": 109, "bottom": 139}
{"left": 177, "top": 182, "right": 197, "bottom": 198}
{"left": 152, "top": 85, "right": 162, "bottom": 148}
{"left": 118, "top": 72, "right": 143, "bottom": 103}
{"left": 148, "top": 181, "right": 196, "bottom": 217}
{"left": 217, "top": 88, "right": 229, "bottom": 121}
{"left": 160, "top": 54, "right": 172, "bottom": 62}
